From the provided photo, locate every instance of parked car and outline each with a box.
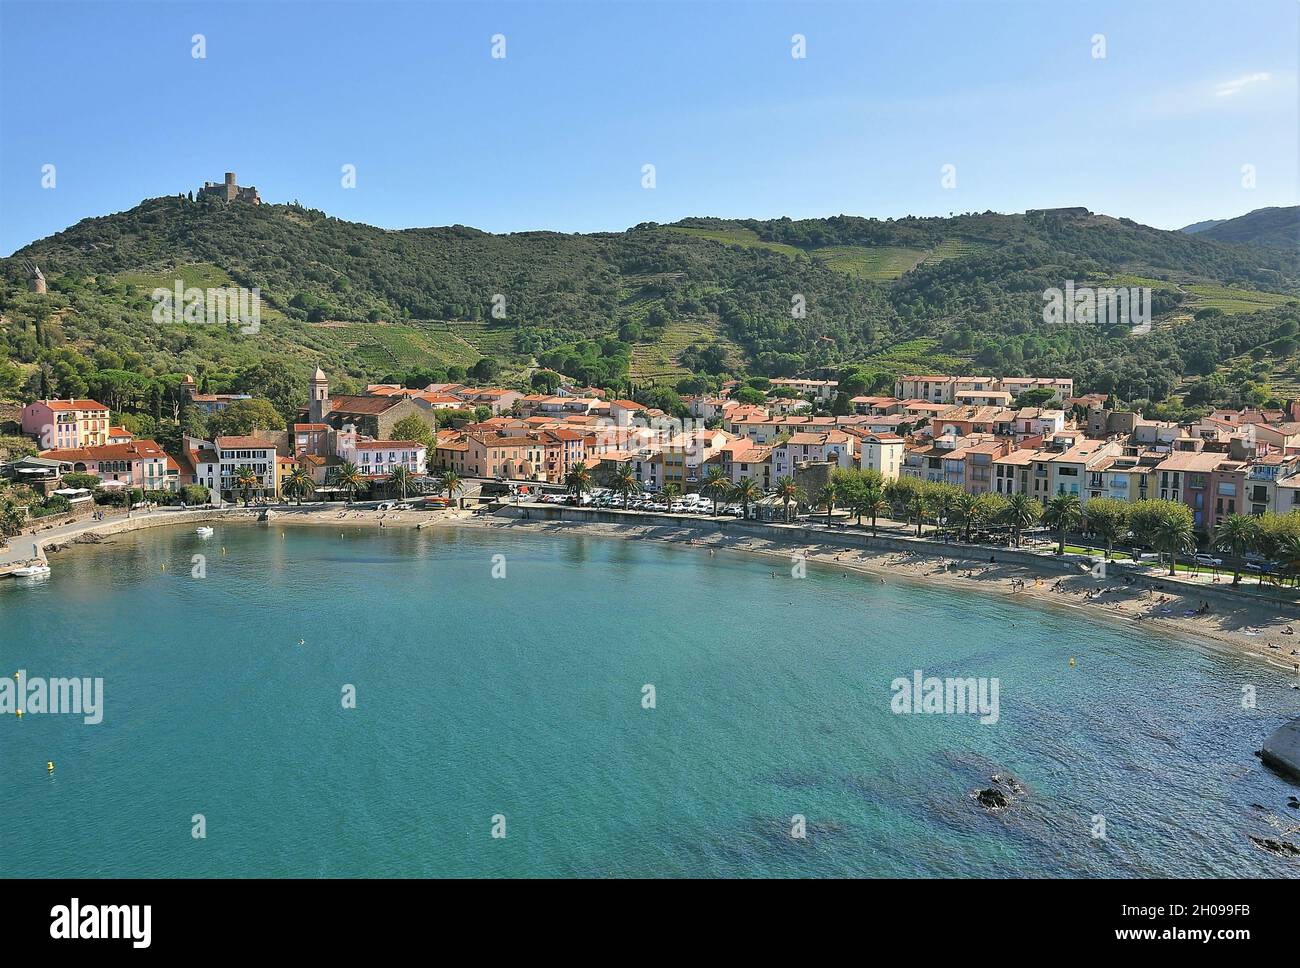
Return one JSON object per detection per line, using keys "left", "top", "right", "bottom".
{"left": 1193, "top": 554, "right": 1223, "bottom": 568}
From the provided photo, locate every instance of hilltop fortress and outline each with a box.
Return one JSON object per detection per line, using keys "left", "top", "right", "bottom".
{"left": 198, "top": 171, "right": 261, "bottom": 205}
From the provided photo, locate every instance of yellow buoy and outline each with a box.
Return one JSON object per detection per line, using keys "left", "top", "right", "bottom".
{"left": 47, "top": 761, "right": 53, "bottom": 773}
{"left": 1069, "top": 657, "right": 1077, "bottom": 667}
{"left": 16, "top": 709, "right": 22, "bottom": 718}
{"left": 161, "top": 563, "right": 166, "bottom": 571}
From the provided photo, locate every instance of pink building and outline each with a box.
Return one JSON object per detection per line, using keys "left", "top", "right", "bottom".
{"left": 22, "top": 398, "right": 110, "bottom": 449}
{"left": 40, "top": 439, "right": 175, "bottom": 491}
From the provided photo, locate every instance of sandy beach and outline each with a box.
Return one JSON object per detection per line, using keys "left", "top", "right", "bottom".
{"left": 445, "top": 513, "right": 1300, "bottom": 675}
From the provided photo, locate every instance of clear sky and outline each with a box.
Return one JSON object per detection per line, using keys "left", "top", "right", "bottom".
{"left": 1, "top": 0, "right": 1296, "bottom": 255}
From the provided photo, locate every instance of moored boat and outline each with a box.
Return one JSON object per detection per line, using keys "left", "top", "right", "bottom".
{"left": 195, "top": 527, "right": 215, "bottom": 536}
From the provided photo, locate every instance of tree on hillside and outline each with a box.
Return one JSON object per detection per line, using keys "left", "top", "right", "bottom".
{"left": 207, "top": 398, "right": 285, "bottom": 436}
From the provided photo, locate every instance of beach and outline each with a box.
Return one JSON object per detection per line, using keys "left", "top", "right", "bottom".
{"left": 16, "top": 501, "right": 1300, "bottom": 674}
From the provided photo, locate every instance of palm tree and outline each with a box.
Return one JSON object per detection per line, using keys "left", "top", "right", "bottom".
{"left": 387, "top": 465, "right": 411, "bottom": 502}
{"left": 1043, "top": 492, "right": 1083, "bottom": 555}
{"left": 862, "top": 485, "right": 889, "bottom": 536}
{"left": 612, "top": 462, "right": 642, "bottom": 509}
{"left": 660, "top": 482, "right": 682, "bottom": 502}
{"left": 775, "top": 476, "right": 802, "bottom": 523}
{"left": 1154, "top": 511, "right": 1196, "bottom": 577}
{"left": 336, "top": 461, "right": 367, "bottom": 505}
{"left": 907, "top": 491, "right": 931, "bottom": 537}
{"left": 816, "top": 481, "right": 838, "bottom": 525}
{"left": 234, "top": 465, "right": 258, "bottom": 507}
{"left": 281, "top": 467, "right": 316, "bottom": 505}
{"left": 1001, "top": 493, "right": 1041, "bottom": 548}
{"left": 438, "top": 469, "right": 464, "bottom": 507}
{"left": 951, "top": 492, "right": 981, "bottom": 542}
{"left": 1211, "top": 513, "right": 1259, "bottom": 585}
{"left": 732, "top": 477, "right": 761, "bottom": 519}
{"left": 564, "top": 461, "right": 593, "bottom": 502}
{"left": 1273, "top": 532, "right": 1300, "bottom": 587}
{"left": 701, "top": 466, "right": 731, "bottom": 515}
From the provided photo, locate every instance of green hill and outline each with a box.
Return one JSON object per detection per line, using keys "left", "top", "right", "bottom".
{"left": 1194, "top": 206, "right": 1300, "bottom": 249}
{"left": 2, "top": 194, "right": 1299, "bottom": 425}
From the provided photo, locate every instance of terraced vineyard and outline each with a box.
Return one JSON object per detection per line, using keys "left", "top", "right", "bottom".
{"left": 666, "top": 225, "right": 804, "bottom": 259}
{"left": 1184, "top": 283, "right": 1295, "bottom": 315}
{"left": 310, "top": 321, "right": 482, "bottom": 371}
{"left": 920, "top": 238, "right": 987, "bottom": 263}
{"left": 859, "top": 338, "right": 972, "bottom": 378}
{"left": 810, "top": 245, "right": 927, "bottom": 281}
{"left": 438, "top": 319, "right": 521, "bottom": 358}
{"left": 117, "top": 262, "right": 238, "bottom": 293}
{"left": 629, "top": 317, "right": 740, "bottom": 384}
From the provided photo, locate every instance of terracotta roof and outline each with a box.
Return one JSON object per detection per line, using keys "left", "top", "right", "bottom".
{"left": 325, "top": 394, "right": 404, "bottom": 415}
{"left": 41, "top": 439, "right": 168, "bottom": 461}
{"left": 215, "top": 436, "right": 277, "bottom": 449}
{"left": 352, "top": 440, "right": 424, "bottom": 449}
{"left": 35, "top": 398, "right": 109, "bottom": 412}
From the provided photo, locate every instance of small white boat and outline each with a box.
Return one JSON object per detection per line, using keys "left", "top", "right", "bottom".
{"left": 13, "top": 563, "right": 51, "bottom": 578}
{"left": 195, "top": 527, "right": 215, "bottom": 537}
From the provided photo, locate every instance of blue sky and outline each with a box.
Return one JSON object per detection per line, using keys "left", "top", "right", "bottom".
{"left": 1, "top": 0, "right": 1296, "bottom": 255}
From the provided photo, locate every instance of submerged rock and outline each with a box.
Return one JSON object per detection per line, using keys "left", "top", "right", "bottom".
{"left": 1260, "top": 717, "right": 1300, "bottom": 780}
{"left": 974, "top": 787, "right": 1011, "bottom": 811}
{"left": 972, "top": 771, "right": 1028, "bottom": 813}
{"left": 1248, "top": 836, "right": 1300, "bottom": 857}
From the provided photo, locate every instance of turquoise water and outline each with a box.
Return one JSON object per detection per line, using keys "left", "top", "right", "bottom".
{"left": 2, "top": 522, "right": 1299, "bottom": 878}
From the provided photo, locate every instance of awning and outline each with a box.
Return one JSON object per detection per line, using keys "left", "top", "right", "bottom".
{"left": 98, "top": 480, "right": 128, "bottom": 489}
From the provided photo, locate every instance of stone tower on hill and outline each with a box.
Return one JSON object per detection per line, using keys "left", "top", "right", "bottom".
{"left": 199, "top": 171, "right": 261, "bottom": 205}
{"left": 26, "top": 262, "right": 46, "bottom": 293}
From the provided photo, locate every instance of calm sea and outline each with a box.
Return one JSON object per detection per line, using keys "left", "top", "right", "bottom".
{"left": 2, "top": 522, "right": 1298, "bottom": 877}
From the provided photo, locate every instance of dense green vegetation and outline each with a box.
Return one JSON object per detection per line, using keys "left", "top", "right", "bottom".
{"left": 2, "top": 195, "right": 1299, "bottom": 428}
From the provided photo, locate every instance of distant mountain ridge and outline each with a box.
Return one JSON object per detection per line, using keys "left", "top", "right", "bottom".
{"left": 1180, "top": 206, "right": 1299, "bottom": 248}
{"left": 1179, "top": 217, "right": 1227, "bottom": 235}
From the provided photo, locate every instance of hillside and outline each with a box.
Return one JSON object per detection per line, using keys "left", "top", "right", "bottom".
{"left": 1194, "top": 206, "right": 1300, "bottom": 248}
{"left": 2, "top": 193, "right": 1299, "bottom": 426}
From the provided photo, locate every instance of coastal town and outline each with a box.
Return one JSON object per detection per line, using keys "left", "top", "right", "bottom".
{"left": 7, "top": 367, "right": 1300, "bottom": 586}
{"left": 9, "top": 364, "right": 1300, "bottom": 680}
{"left": 5, "top": 370, "right": 1300, "bottom": 519}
